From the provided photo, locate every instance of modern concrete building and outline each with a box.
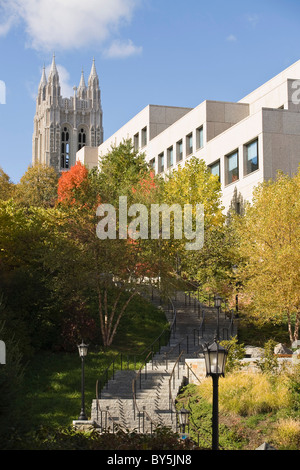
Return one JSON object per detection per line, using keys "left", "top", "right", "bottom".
{"left": 33, "top": 54, "right": 103, "bottom": 172}
{"left": 77, "top": 60, "right": 300, "bottom": 213}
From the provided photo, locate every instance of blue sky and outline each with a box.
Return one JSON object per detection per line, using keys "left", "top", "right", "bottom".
{"left": 1, "top": 0, "right": 300, "bottom": 183}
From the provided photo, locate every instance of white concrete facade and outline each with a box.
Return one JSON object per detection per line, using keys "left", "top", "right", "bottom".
{"left": 77, "top": 60, "right": 300, "bottom": 213}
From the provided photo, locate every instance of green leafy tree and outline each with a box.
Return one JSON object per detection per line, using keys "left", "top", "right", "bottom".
{"left": 163, "top": 157, "right": 238, "bottom": 295}
{"left": 0, "top": 200, "right": 65, "bottom": 353}
{"left": 0, "top": 318, "right": 25, "bottom": 436}
{"left": 236, "top": 169, "right": 300, "bottom": 344}
{"left": 54, "top": 140, "right": 165, "bottom": 348}
{"left": 15, "top": 163, "right": 58, "bottom": 208}
{"left": 0, "top": 167, "right": 14, "bottom": 200}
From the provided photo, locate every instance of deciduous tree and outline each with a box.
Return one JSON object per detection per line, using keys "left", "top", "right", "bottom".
{"left": 163, "top": 157, "right": 236, "bottom": 295}
{"left": 0, "top": 167, "right": 14, "bottom": 200}
{"left": 55, "top": 141, "right": 165, "bottom": 348}
{"left": 15, "top": 164, "right": 58, "bottom": 208}
{"left": 237, "top": 169, "right": 300, "bottom": 344}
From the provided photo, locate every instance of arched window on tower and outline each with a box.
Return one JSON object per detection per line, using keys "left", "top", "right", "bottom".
{"left": 61, "top": 127, "right": 70, "bottom": 169}
{"left": 78, "top": 128, "right": 86, "bottom": 151}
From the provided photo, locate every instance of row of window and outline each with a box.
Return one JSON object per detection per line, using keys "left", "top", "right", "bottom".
{"left": 150, "top": 126, "right": 204, "bottom": 173}
{"left": 149, "top": 133, "right": 258, "bottom": 186}
{"left": 209, "top": 138, "right": 259, "bottom": 185}
{"left": 134, "top": 126, "right": 148, "bottom": 150}
{"left": 131, "top": 124, "right": 258, "bottom": 186}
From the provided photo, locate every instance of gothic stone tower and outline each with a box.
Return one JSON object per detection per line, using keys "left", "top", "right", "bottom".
{"left": 32, "top": 54, "right": 103, "bottom": 172}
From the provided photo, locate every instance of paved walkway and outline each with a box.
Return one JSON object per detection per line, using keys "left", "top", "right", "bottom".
{"left": 91, "top": 288, "right": 236, "bottom": 433}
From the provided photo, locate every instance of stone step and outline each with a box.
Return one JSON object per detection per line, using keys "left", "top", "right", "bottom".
{"left": 91, "top": 288, "right": 237, "bottom": 432}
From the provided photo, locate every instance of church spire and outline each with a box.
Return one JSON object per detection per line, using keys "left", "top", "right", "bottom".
{"left": 88, "top": 58, "right": 99, "bottom": 88}
{"left": 39, "top": 65, "right": 47, "bottom": 88}
{"left": 77, "top": 68, "right": 87, "bottom": 99}
{"left": 33, "top": 58, "right": 103, "bottom": 172}
{"left": 78, "top": 68, "right": 87, "bottom": 89}
{"left": 48, "top": 53, "right": 59, "bottom": 80}
{"left": 47, "top": 53, "right": 61, "bottom": 104}
{"left": 37, "top": 64, "right": 47, "bottom": 104}
{"left": 89, "top": 58, "right": 97, "bottom": 78}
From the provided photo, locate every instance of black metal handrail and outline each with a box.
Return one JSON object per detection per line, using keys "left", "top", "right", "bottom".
{"left": 132, "top": 351, "right": 155, "bottom": 424}
{"left": 131, "top": 295, "right": 177, "bottom": 430}
{"left": 168, "top": 350, "right": 184, "bottom": 411}
{"left": 96, "top": 286, "right": 177, "bottom": 401}
{"left": 95, "top": 280, "right": 237, "bottom": 436}
{"left": 95, "top": 382, "right": 118, "bottom": 433}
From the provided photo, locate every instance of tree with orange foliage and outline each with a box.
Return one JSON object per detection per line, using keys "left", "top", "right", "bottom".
{"left": 57, "top": 161, "right": 89, "bottom": 205}
{"left": 54, "top": 142, "right": 168, "bottom": 348}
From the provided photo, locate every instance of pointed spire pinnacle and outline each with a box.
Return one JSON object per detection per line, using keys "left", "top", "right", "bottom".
{"left": 49, "top": 52, "right": 59, "bottom": 79}
{"left": 88, "top": 57, "right": 99, "bottom": 90}
{"left": 39, "top": 64, "right": 47, "bottom": 88}
{"left": 90, "top": 57, "right": 97, "bottom": 76}
{"left": 78, "top": 68, "right": 87, "bottom": 90}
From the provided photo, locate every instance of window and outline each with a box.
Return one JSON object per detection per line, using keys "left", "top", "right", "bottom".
{"left": 158, "top": 152, "right": 164, "bottom": 173}
{"left": 61, "top": 127, "right": 70, "bottom": 169}
{"left": 209, "top": 160, "right": 220, "bottom": 181}
{"left": 78, "top": 128, "right": 86, "bottom": 151}
{"left": 196, "top": 126, "right": 204, "bottom": 149}
{"left": 186, "top": 133, "right": 193, "bottom": 156}
{"left": 167, "top": 146, "right": 173, "bottom": 168}
{"left": 244, "top": 139, "right": 258, "bottom": 175}
{"left": 176, "top": 140, "right": 183, "bottom": 162}
{"left": 134, "top": 133, "right": 139, "bottom": 151}
{"left": 141, "top": 127, "right": 147, "bottom": 147}
{"left": 149, "top": 158, "right": 155, "bottom": 170}
{"left": 225, "top": 150, "right": 239, "bottom": 185}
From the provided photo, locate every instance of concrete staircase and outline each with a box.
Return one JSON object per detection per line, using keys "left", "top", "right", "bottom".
{"left": 91, "top": 288, "right": 236, "bottom": 433}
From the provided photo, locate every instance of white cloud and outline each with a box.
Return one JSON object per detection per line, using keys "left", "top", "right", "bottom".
{"left": 226, "top": 34, "right": 237, "bottom": 42}
{"left": 0, "top": 1, "right": 20, "bottom": 37}
{"left": 0, "top": 0, "right": 140, "bottom": 52}
{"left": 247, "top": 14, "right": 260, "bottom": 28}
{"left": 0, "top": 15, "right": 16, "bottom": 37}
{"left": 104, "top": 39, "right": 142, "bottom": 59}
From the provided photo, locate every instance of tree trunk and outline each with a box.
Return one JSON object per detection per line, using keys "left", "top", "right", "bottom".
{"left": 98, "top": 286, "right": 138, "bottom": 348}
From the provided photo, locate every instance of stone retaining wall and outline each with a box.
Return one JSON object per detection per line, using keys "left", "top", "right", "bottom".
{"left": 185, "top": 356, "right": 299, "bottom": 385}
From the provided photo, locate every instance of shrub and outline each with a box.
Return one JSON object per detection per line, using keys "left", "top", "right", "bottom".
{"left": 285, "top": 363, "right": 300, "bottom": 411}
{"left": 272, "top": 418, "right": 300, "bottom": 450}
{"left": 60, "top": 301, "right": 98, "bottom": 351}
{"left": 255, "top": 339, "right": 279, "bottom": 374}
{"left": 198, "top": 371, "right": 291, "bottom": 416}
{"left": 2, "top": 425, "right": 198, "bottom": 450}
{"left": 220, "top": 336, "right": 246, "bottom": 373}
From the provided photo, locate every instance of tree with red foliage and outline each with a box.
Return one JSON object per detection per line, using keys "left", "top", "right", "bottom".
{"left": 57, "top": 161, "right": 89, "bottom": 205}
{"left": 54, "top": 142, "right": 170, "bottom": 348}
{"left": 132, "top": 170, "right": 156, "bottom": 196}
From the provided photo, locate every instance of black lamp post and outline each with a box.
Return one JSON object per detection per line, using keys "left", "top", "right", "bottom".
{"left": 178, "top": 406, "right": 190, "bottom": 437}
{"left": 203, "top": 338, "right": 228, "bottom": 450}
{"left": 214, "top": 294, "right": 222, "bottom": 340}
{"left": 77, "top": 340, "right": 89, "bottom": 421}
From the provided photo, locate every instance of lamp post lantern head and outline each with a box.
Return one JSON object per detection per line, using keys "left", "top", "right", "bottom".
{"left": 214, "top": 295, "right": 222, "bottom": 308}
{"left": 203, "top": 338, "right": 228, "bottom": 377}
{"left": 78, "top": 341, "right": 89, "bottom": 358}
{"left": 178, "top": 407, "right": 190, "bottom": 428}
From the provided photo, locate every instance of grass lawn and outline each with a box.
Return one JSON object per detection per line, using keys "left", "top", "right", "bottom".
{"left": 14, "top": 294, "right": 169, "bottom": 431}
